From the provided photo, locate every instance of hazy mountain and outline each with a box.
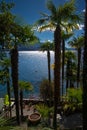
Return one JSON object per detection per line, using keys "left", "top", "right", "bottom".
{"left": 18, "top": 43, "right": 41, "bottom": 51}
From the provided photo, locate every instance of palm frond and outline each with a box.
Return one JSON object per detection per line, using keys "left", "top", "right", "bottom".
{"left": 40, "top": 12, "right": 49, "bottom": 17}
{"left": 61, "top": 31, "right": 73, "bottom": 40}
{"left": 61, "top": 22, "right": 79, "bottom": 33}
{"left": 0, "top": 58, "right": 11, "bottom": 67}
{"left": 69, "top": 14, "right": 83, "bottom": 23}
{"left": 38, "top": 22, "right": 56, "bottom": 32}
{"left": 47, "top": 0, "right": 57, "bottom": 16}
{"left": 68, "top": 36, "right": 84, "bottom": 48}
{"left": 34, "top": 0, "right": 82, "bottom": 34}
{"left": 40, "top": 41, "right": 54, "bottom": 51}
{"left": 36, "top": 17, "right": 49, "bottom": 25}
{"left": 29, "top": 35, "right": 39, "bottom": 44}
{"left": 19, "top": 81, "right": 33, "bottom": 90}
{"left": 57, "top": 0, "right": 76, "bottom": 21}
{"left": 65, "top": 51, "right": 77, "bottom": 61}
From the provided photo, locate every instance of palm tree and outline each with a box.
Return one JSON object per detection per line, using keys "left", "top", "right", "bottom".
{"left": 65, "top": 51, "right": 77, "bottom": 89}
{"left": 0, "top": 1, "right": 20, "bottom": 122}
{"left": 40, "top": 41, "right": 54, "bottom": 83}
{"left": 10, "top": 24, "right": 39, "bottom": 125}
{"left": 18, "top": 81, "right": 33, "bottom": 119}
{"left": 35, "top": 0, "right": 81, "bottom": 129}
{"left": 68, "top": 36, "right": 84, "bottom": 88}
{"left": 10, "top": 23, "right": 23, "bottom": 125}
{"left": 83, "top": 0, "right": 87, "bottom": 129}
{"left": 40, "top": 41, "right": 54, "bottom": 106}
{"left": 61, "top": 31, "right": 73, "bottom": 96}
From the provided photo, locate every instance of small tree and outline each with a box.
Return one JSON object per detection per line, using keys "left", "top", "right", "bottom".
{"left": 40, "top": 79, "right": 54, "bottom": 106}
{"left": 65, "top": 51, "right": 77, "bottom": 89}
{"left": 40, "top": 41, "right": 54, "bottom": 83}
{"left": 18, "top": 81, "right": 33, "bottom": 118}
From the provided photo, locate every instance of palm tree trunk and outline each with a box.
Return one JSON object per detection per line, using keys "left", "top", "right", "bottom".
{"left": 77, "top": 48, "right": 81, "bottom": 88}
{"left": 47, "top": 50, "right": 51, "bottom": 83}
{"left": 83, "top": 0, "right": 87, "bottom": 129}
{"left": 47, "top": 50, "right": 52, "bottom": 106}
{"left": 20, "top": 90, "right": 23, "bottom": 119}
{"left": 70, "top": 78, "right": 74, "bottom": 88}
{"left": 53, "top": 25, "right": 61, "bottom": 130}
{"left": 66, "top": 60, "right": 70, "bottom": 89}
{"left": 62, "top": 39, "right": 65, "bottom": 96}
{"left": 11, "top": 45, "right": 20, "bottom": 125}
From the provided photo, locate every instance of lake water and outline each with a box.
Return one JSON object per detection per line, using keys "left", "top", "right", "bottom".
{"left": 19, "top": 51, "right": 54, "bottom": 98}
{"left": 0, "top": 51, "right": 54, "bottom": 98}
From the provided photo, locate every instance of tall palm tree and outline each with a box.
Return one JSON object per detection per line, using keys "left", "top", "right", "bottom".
{"left": 10, "top": 23, "right": 23, "bottom": 125}
{"left": 35, "top": 0, "right": 81, "bottom": 129}
{"left": 83, "top": 0, "right": 87, "bottom": 129}
{"left": 68, "top": 36, "right": 84, "bottom": 88}
{"left": 40, "top": 41, "right": 54, "bottom": 83}
{"left": 10, "top": 24, "right": 39, "bottom": 125}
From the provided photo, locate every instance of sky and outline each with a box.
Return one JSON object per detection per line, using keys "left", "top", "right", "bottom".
{"left": 2, "top": 0, "right": 85, "bottom": 43}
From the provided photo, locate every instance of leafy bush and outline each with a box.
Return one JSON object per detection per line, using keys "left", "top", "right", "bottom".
{"left": 67, "top": 88, "right": 82, "bottom": 103}
{"left": 36, "top": 104, "right": 53, "bottom": 126}
{"left": 36, "top": 104, "right": 53, "bottom": 119}
{"left": 4, "top": 94, "right": 9, "bottom": 106}
{"left": 62, "top": 87, "right": 82, "bottom": 115}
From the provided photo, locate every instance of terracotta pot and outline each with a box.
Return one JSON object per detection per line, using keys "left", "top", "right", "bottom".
{"left": 28, "top": 112, "right": 41, "bottom": 125}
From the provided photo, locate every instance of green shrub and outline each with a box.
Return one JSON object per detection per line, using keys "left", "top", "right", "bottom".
{"left": 63, "top": 87, "right": 82, "bottom": 115}
{"left": 36, "top": 104, "right": 53, "bottom": 119}
{"left": 67, "top": 88, "right": 82, "bottom": 103}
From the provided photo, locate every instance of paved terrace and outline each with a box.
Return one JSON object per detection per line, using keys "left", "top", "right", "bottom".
{"left": 0, "top": 98, "right": 83, "bottom": 129}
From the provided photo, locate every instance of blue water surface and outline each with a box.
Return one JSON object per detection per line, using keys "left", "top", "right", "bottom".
{"left": 19, "top": 51, "right": 54, "bottom": 98}
{"left": 0, "top": 51, "right": 54, "bottom": 98}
